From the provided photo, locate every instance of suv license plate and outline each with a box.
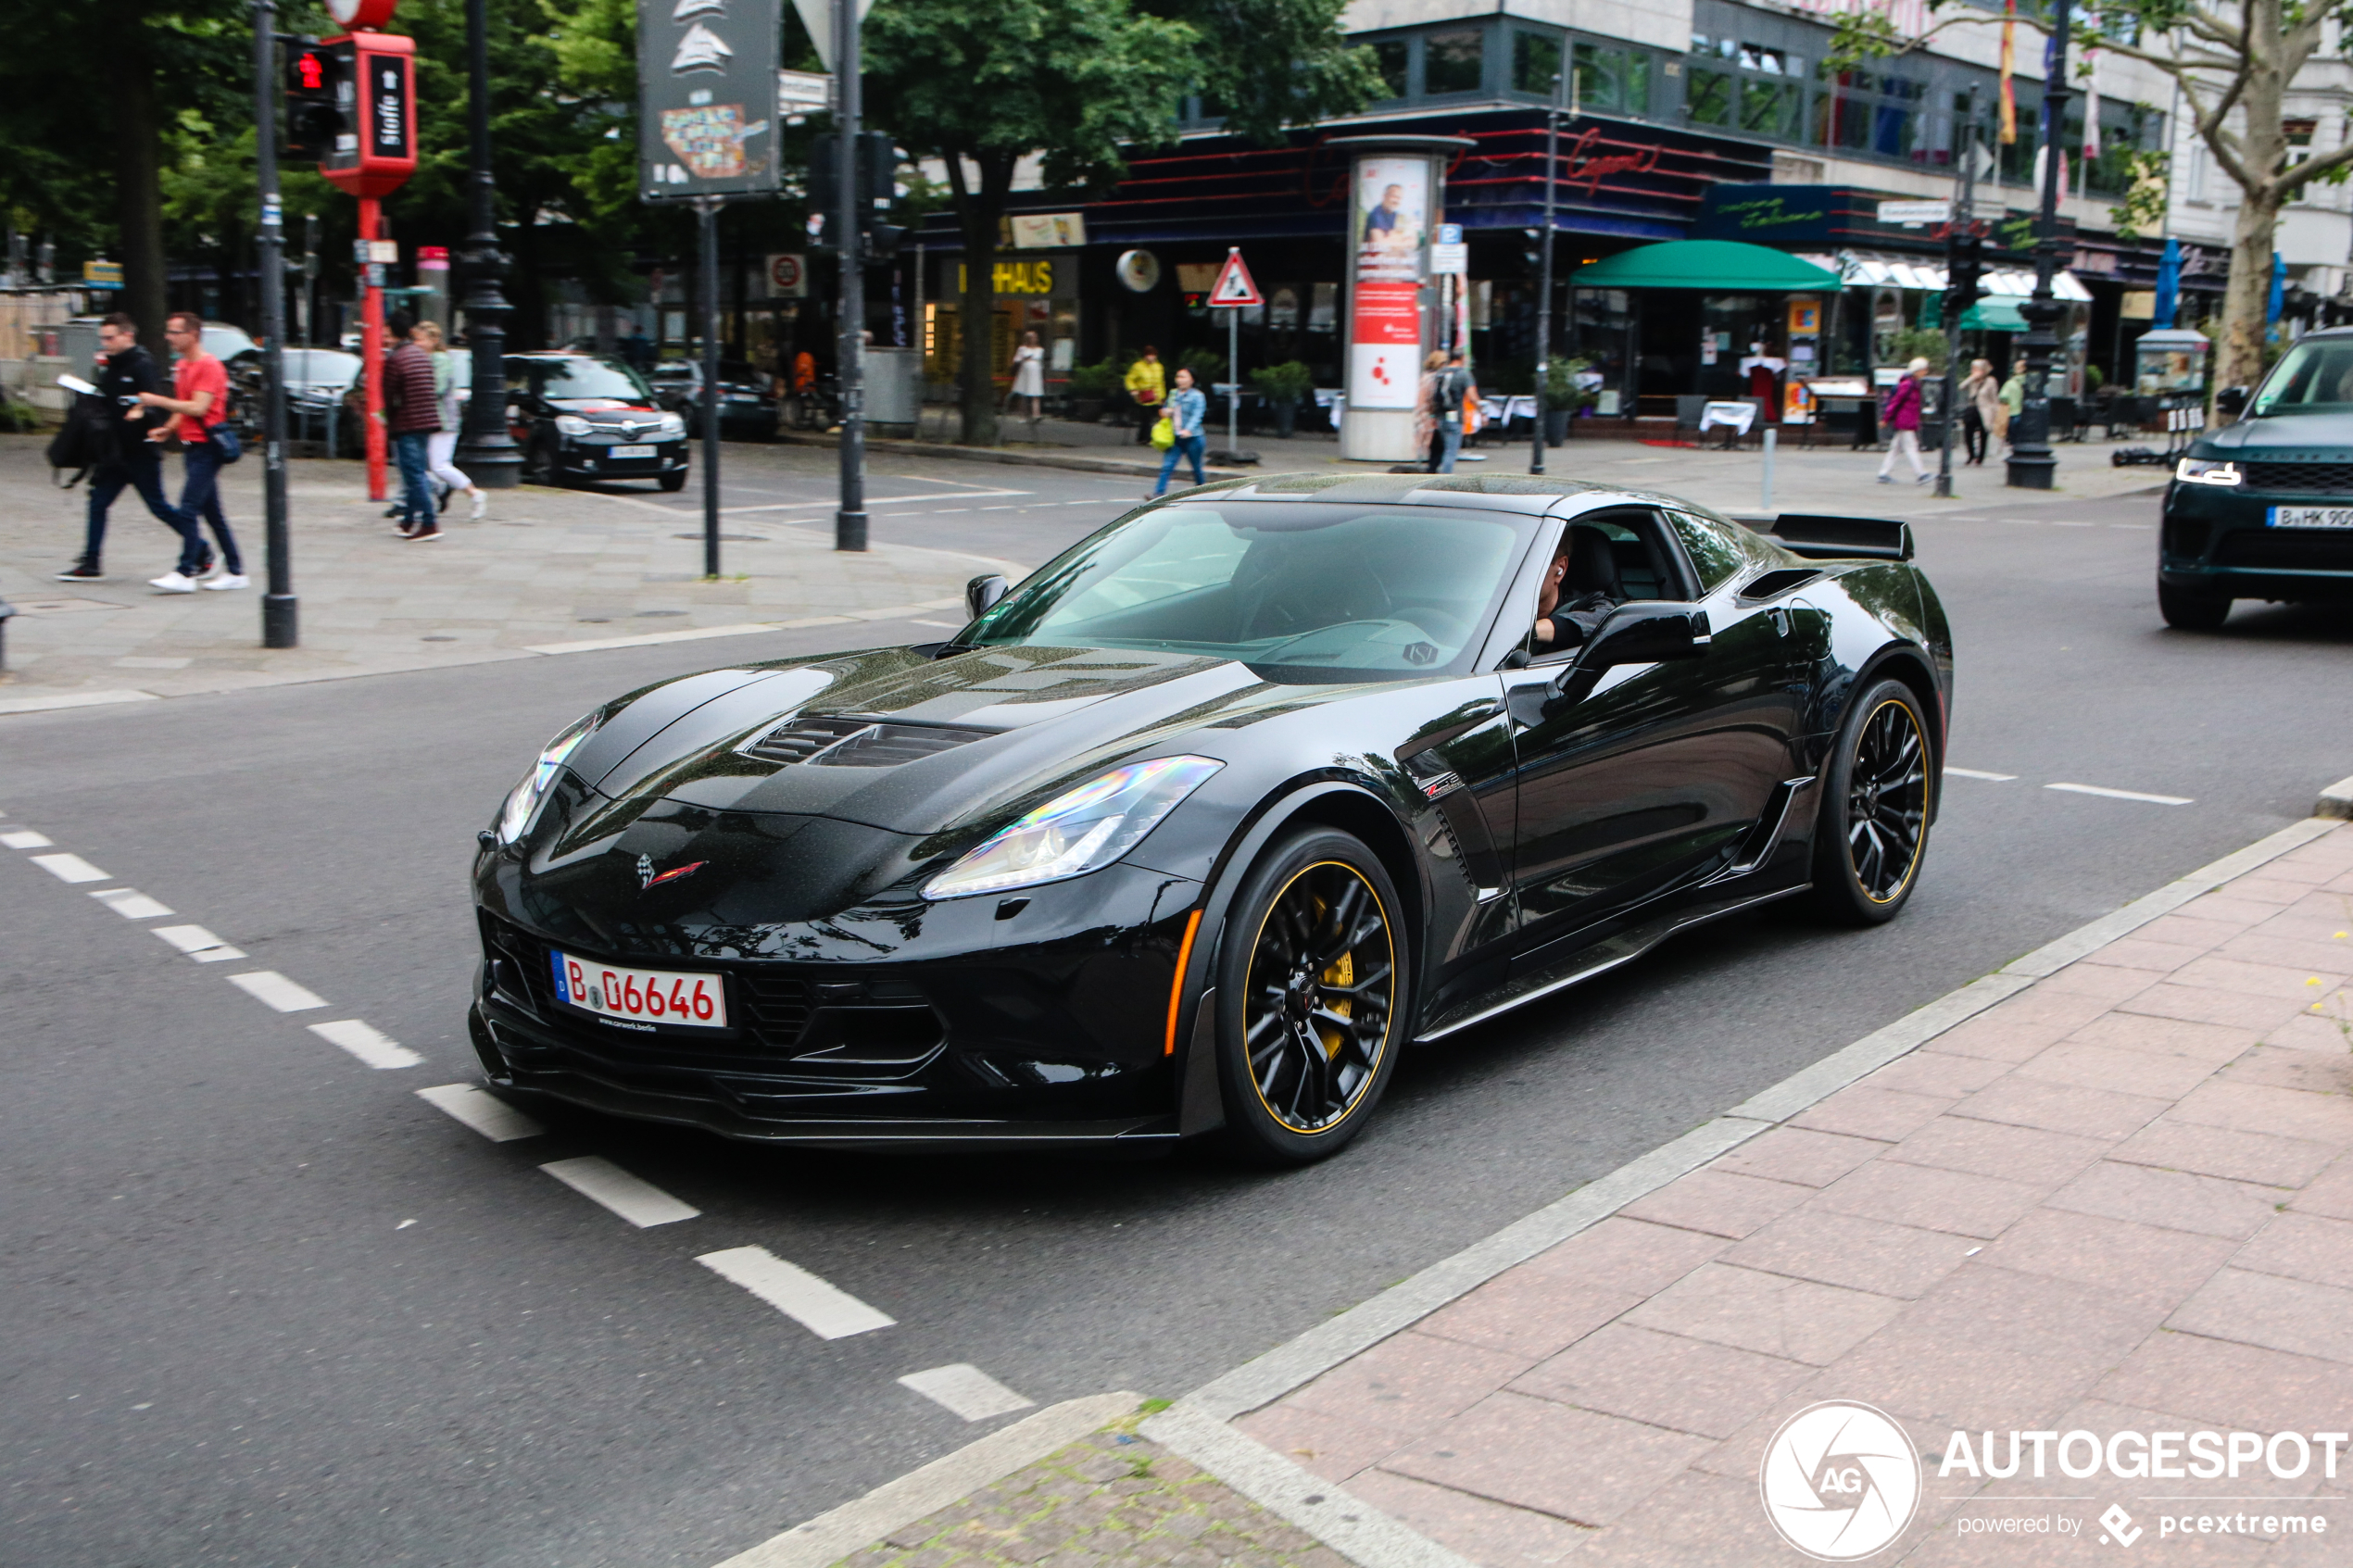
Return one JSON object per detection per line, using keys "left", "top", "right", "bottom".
{"left": 610, "top": 444, "right": 656, "bottom": 459}
{"left": 2268, "top": 506, "right": 2353, "bottom": 528}
{"left": 551, "top": 951, "right": 727, "bottom": 1028}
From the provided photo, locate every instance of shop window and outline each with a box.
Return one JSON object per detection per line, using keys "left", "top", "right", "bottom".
{"left": 1872, "top": 101, "right": 1914, "bottom": 157}
{"left": 1742, "top": 79, "right": 1801, "bottom": 138}
{"left": 1514, "top": 31, "right": 1563, "bottom": 95}
{"left": 1687, "top": 67, "right": 1733, "bottom": 126}
{"left": 1373, "top": 38, "right": 1408, "bottom": 99}
{"left": 1426, "top": 30, "right": 1484, "bottom": 94}
{"left": 1574, "top": 43, "right": 1651, "bottom": 116}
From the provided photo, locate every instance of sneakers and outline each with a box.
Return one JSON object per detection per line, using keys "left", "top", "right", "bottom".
{"left": 469, "top": 489, "right": 487, "bottom": 521}
{"left": 1916, "top": 472, "right": 1933, "bottom": 485}
{"left": 437, "top": 481, "right": 454, "bottom": 515}
{"left": 55, "top": 560, "right": 104, "bottom": 581}
{"left": 149, "top": 571, "right": 200, "bottom": 594}
{"left": 406, "top": 527, "right": 445, "bottom": 542}
{"left": 201, "top": 573, "right": 249, "bottom": 591}
{"left": 1876, "top": 473, "right": 1894, "bottom": 484}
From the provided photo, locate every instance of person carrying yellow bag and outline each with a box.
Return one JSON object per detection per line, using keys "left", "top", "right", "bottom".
{"left": 1125, "top": 346, "right": 1165, "bottom": 445}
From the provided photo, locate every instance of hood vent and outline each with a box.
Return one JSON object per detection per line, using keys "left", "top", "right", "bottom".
{"left": 744, "top": 715, "right": 993, "bottom": 768}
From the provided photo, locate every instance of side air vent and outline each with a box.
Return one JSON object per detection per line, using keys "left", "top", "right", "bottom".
{"left": 1737, "top": 567, "right": 1823, "bottom": 604}
{"left": 744, "top": 716, "right": 993, "bottom": 768}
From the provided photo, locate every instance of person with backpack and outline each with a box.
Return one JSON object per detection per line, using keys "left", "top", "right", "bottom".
{"left": 55, "top": 312, "right": 211, "bottom": 586}
{"left": 1428, "top": 348, "right": 1472, "bottom": 474}
{"left": 384, "top": 311, "right": 444, "bottom": 539}
{"left": 133, "top": 311, "right": 246, "bottom": 590}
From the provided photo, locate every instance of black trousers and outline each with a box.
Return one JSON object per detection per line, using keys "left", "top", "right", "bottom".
{"left": 1962, "top": 408, "right": 1988, "bottom": 464}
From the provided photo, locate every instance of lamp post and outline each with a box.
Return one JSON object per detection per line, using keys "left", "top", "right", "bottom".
{"left": 1530, "top": 68, "right": 1566, "bottom": 474}
{"left": 454, "top": 0, "right": 521, "bottom": 487}
{"left": 252, "top": 0, "right": 296, "bottom": 647}
{"left": 2006, "top": 0, "right": 2072, "bottom": 489}
{"left": 834, "top": 0, "right": 867, "bottom": 552}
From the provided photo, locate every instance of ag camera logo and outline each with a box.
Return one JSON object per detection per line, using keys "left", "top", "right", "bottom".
{"left": 1760, "top": 1401, "right": 1922, "bottom": 1560}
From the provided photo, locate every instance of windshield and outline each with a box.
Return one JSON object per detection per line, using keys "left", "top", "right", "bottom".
{"left": 2252, "top": 338, "right": 2353, "bottom": 416}
{"left": 962, "top": 501, "right": 1531, "bottom": 680}
{"left": 516, "top": 358, "right": 652, "bottom": 402}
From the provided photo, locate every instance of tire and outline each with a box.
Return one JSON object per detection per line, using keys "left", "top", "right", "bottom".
{"left": 657, "top": 470, "right": 688, "bottom": 493}
{"left": 1213, "top": 828, "right": 1411, "bottom": 1164}
{"left": 1808, "top": 678, "right": 1934, "bottom": 926}
{"left": 2158, "top": 580, "right": 2232, "bottom": 630}
{"left": 522, "top": 434, "right": 560, "bottom": 487}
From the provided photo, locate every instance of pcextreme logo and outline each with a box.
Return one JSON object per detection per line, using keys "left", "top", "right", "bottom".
{"left": 1760, "top": 1401, "right": 1923, "bottom": 1561}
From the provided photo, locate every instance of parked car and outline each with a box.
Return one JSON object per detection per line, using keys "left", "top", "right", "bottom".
{"left": 647, "top": 358, "right": 778, "bottom": 439}
{"left": 505, "top": 352, "right": 689, "bottom": 490}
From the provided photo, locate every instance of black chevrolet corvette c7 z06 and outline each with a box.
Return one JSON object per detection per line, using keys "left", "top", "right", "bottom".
{"left": 470, "top": 473, "right": 1953, "bottom": 1162}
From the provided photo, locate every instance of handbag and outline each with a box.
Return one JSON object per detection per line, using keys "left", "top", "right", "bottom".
{"left": 211, "top": 423, "right": 243, "bottom": 464}
{"left": 1151, "top": 413, "right": 1176, "bottom": 449}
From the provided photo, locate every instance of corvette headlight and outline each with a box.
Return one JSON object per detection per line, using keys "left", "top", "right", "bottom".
{"left": 923, "top": 756, "right": 1224, "bottom": 900}
{"left": 496, "top": 712, "right": 599, "bottom": 844}
{"left": 656, "top": 413, "right": 686, "bottom": 438}
{"left": 2174, "top": 458, "right": 2242, "bottom": 486}
{"left": 554, "top": 414, "right": 592, "bottom": 437}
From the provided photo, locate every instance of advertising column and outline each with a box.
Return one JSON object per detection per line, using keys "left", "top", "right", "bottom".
{"left": 1333, "top": 136, "right": 1468, "bottom": 463}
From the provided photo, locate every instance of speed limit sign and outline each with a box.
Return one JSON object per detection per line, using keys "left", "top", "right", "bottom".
{"left": 764, "top": 253, "right": 807, "bottom": 298}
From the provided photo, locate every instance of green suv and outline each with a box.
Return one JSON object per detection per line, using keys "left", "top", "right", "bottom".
{"left": 2160, "top": 330, "right": 2353, "bottom": 627}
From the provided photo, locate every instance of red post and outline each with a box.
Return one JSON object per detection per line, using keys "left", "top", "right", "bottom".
{"left": 360, "top": 196, "right": 387, "bottom": 502}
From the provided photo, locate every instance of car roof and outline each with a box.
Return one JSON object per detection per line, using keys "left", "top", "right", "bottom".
{"left": 1183, "top": 470, "right": 1629, "bottom": 515}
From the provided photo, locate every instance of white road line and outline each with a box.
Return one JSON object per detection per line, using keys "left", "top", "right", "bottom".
{"left": 92, "top": 887, "right": 173, "bottom": 919}
{"left": 415, "top": 1083, "right": 545, "bottom": 1141}
{"left": 1944, "top": 767, "right": 2019, "bottom": 782}
{"left": 2046, "top": 782, "right": 2195, "bottom": 806}
{"left": 308, "top": 1019, "right": 422, "bottom": 1070}
{"left": 898, "top": 1364, "right": 1037, "bottom": 1422}
{"left": 929, "top": 508, "right": 969, "bottom": 514}
{"left": 30, "top": 853, "right": 108, "bottom": 884}
{"left": 696, "top": 1245, "right": 896, "bottom": 1338}
{"left": 540, "top": 1157, "right": 700, "bottom": 1227}
{"left": 152, "top": 924, "right": 245, "bottom": 961}
{"left": 2051, "top": 521, "right": 2097, "bottom": 528}
{"left": 909, "top": 619, "right": 960, "bottom": 630}
{"left": 227, "top": 971, "right": 329, "bottom": 1011}
{"left": 0, "top": 829, "right": 55, "bottom": 849}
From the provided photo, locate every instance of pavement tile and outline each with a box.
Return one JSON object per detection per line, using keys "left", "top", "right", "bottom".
{"left": 1886, "top": 1117, "right": 2110, "bottom": 1186}
{"left": 1903, "top": 1259, "right": 2175, "bottom": 1358}
{"left": 2166, "top": 1080, "right": 2353, "bottom": 1148}
{"left": 2217, "top": 1043, "right": 2353, "bottom": 1097}
{"left": 2116, "top": 984, "right": 2321, "bottom": 1033}
{"left": 2097, "top": 1327, "right": 2353, "bottom": 1433}
{"left": 1377, "top": 1389, "right": 1716, "bottom": 1528}
{"left": 2173, "top": 955, "right": 2353, "bottom": 998}
{"left": 1617, "top": 1168, "right": 1816, "bottom": 1241}
{"left": 2062, "top": 1010, "right": 2264, "bottom": 1064}
{"left": 1973, "top": 1206, "right": 2238, "bottom": 1311}
{"left": 2269, "top": 1007, "right": 2353, "bottom": 1054}
{"left": 2035, "top": 961, "right": 2178, "bottom": 1003}
{"left": 1708, "top": 1126, "right": 1891, "bottom": 1188}
{"left": 2083, "top": 936, "right": 2216, "bottom": 975}
{"left": 2211, "top": 875, "right": 2319, "bottom": 907}
{"left": 1721, "top": 1206, "right": 1982, "bottom": 1298}
{"left": 1283, "top": 1329, "right": 1537, "bottom": 1440}
{"left": 1922, "top": 1007, "right": 2091, "bottom": 1065}
{"left": 1412, "top": 1275, "right": 1647, "bottom": 1364}
{"left": 1807, "top": 1159, "right": 2049, "bottom": 1239}
{"left": 2139, "top": 913, "right": 2262, "bottom": 951}
{"left": 2178, "top": 892, "right": 2305, "bottom": 925}
{"left": 1788, "top": 1084, "right": 1958, "bottom": 1142}
{"left": 2289, "top": 1154, "right": 2353, "bottom": 1221}
{"left": 2215, "top": 932, "right": 2353, "bottom": 976}
{"left": 1338, "top": 1470, "right": 1592, "bottom": 1568}
{"left": 2107, "top": 1117, "right": 2341, "bottom": 1187}
{"left": 1231, "top": 1403, "right": 1405, "bottom": 1485}
{"left": 1507, "top": 1321, "right": 1815, "bottom": 1439}
{"left": 1813, "top": 1331, "right": 2109, "bottom": 1437}
{"left": 2167, "top": 1267, "right": 2353, "bottom": 1363}
{"left": 2046, "top": 1160, "right": 2291, "bottom": 1240}
{"left": 1512, "top": 1217, "right": 1734, "bottom": 1298}
{"left": 1574, "top": 1468, "right": 1827, "bottom": 1566}
{"left": 1624, "top": 1261, "right": 1905, "bottom": 1363}
{"left": 1948, "top": 1074, "right": 2171, "bottom": 1141}
{"left": 2012, "top": 1040, "right": 2226, "bottom": 1101}
{"left": 2229, "top": 1211, "right": 2353, "bottom": 1294}
{"left": 1856, "top": 1048, "right": 2013, "bottom": 1099}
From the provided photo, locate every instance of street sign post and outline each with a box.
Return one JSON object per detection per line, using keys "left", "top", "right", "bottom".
{"left": 1209, "top": 248, "right": 1261, "bottom": 459}
{"left": 1877, "top": 199, "right": 1952, "bottom": 227}
{"left": 315, "top": 28, "right": 417, "bottom": 503}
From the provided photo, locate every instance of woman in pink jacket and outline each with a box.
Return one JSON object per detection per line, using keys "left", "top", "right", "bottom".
{"left": 1877, "top": 356, "right": 1931, "bottom": 485}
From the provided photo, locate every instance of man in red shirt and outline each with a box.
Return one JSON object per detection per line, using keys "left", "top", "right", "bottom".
{"left": 136, "top": 312, "right": 246, "bottom": 590}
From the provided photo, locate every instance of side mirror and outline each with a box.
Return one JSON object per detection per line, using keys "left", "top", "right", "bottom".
{"left": 1545, "top": 605, "right": 1710, "bottom": 710}
{"left": 965, "top": 573, "right": 1011, "bottom": 621}
{"left": 2215, "top": 386, "right": 2249, "bottom": 420}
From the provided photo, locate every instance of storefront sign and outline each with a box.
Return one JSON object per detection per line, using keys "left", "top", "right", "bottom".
{"left": 1788, "top": 301, "right": 1820, "bottom": 335}
{"left": 1557, "top": 128, "right": 1664, "bottom": 198}
{"left": 1877, "top": 199, "right": 1952, "bottom": 226}
{"left": 1010, "top": 212, "right": 1087, "bottom": 250}
{"left": 1349, "top": 155, "right": 1432, "bottom": 410}
{"left": 956, "top": 260, "right": 1057, "bottom": 295}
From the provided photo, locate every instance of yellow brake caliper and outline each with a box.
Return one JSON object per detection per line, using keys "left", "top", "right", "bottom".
{"left": 1317, "top": 948, "right": 1353, "bottom": 1060}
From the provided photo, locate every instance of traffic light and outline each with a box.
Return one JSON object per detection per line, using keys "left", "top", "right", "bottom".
{"left": 807, "top": 132, "right": 900, "bottom": 256}
{"left": 283, "top": 43, "right": 348, "bottom": 163}
{"left": 1945, "top": 230, "right": 1987, "bottom": 323}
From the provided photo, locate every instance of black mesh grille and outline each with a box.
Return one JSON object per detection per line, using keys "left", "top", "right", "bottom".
{"left": 2214, "top": 529, "right": 2353, "bottom": 569}
{"left": 738, "top": 973, "right": 814, "bottom": 1048}
{"left": 743, "top": 716, "right": 874, "bottom": 764}
{"left": 2243, "top": 462, "right": 2353, "bottom": 494}
{"left": 483, "top": 915, "right": 555, "bottom": 1010}
{"left": 744, "top": 717, "right": 990, "bottom": 768}
{"left": 2162, "top": 514, "right": 2211, "bottom": 558}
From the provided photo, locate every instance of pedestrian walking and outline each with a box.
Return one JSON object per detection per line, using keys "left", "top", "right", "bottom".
{"left": 1961, "top": 358, "right": 1998, "bottom": 465}
{"left": 1877, "top": 357, "right": 1931, "bottom": 485}
{"left": 384, "top": 312, "right": 444, "bottom": 540}
{"left": 1009, "top": 331, "right": 1046, "bottom": 431}
{"left": 134, "top": 310, "right": 246, "bottom": 590}
{"left": 1429, "top": 348, "right": 1472, "bottom": 474}
{"left": 412, "top": 320, "right": 486, "bottom": 521}
{"left": 1412, "top": 350, "right": 1445, "bottom": 471}
{"left": 1150, "top": 367, "right": 1207, "bottom": 496}
{"left": 1125, "top": 346, "right": 1165, "bottom": 445}
{"left": 1998, "top": 366, "right": 2025, "bottom": 451}
{"left": 56, "top": 312, "right": 211, "bottom": 587}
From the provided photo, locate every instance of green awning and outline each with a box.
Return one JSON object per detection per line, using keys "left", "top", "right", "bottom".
{"left": 1960, "top": 298, "right": 2029, "bottom": 332}
{"left": 1568, "top": 240, "right": 1843, "bottom": 292}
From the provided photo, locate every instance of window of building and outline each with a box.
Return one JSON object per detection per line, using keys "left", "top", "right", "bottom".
{"left": 1688, "top": 66, "right": 1733, "bottom": 126}
{"left": 1738, "top": 43, "right": 1792, "bottom": 75}
{"left": 1425, "top": 30, "right": 1484, "bottom": 94}
{"left": 1742, "top": 79, "right": 1801, "bottom": 137}
{"left": 2285, "top": 118, "right": 2318, "bottom": 166}
{"left": 1514, "top": 31, "right": 1563, "bottom": 95}
{"left": 1373, "top": 38, "right": 1409, "bottom": 99}
{"left": 1574, "top": 42, "right": 1651, "bottom": 116}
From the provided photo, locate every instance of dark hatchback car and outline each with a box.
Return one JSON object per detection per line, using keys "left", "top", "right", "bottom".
{"left": 507, "top": 352, "right": 690, "bottom": 491}
{"left": 2162, "top": 329, "right": 2353, "bottom": 626}
{"left": 647, "top": 358, "right": 778, "bottom": 439}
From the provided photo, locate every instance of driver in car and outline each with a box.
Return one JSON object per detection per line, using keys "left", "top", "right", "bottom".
{"left": 1532, "top": 526, "right": 1622, "bottom": 651}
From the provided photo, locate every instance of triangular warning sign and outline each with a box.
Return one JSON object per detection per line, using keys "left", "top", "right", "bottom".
{"left": 1208, "top": 248, "right": 1264, "bottom": 307}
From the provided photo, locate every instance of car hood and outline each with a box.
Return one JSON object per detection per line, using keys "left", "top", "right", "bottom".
{"left": 2196, "top": 415, "right": 2353, "bottom": 457}
{"left": 569, "top": 644, "right": 1284, "bottom": 838}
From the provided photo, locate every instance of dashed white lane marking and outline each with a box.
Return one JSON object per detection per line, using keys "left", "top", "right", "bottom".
{"left": 898, "top": 1363, "right": 1037, "bottom": 1422}
{"left": 1944, "top": 767, "right": 2019, "bottom": 782}
{"left": 1, "top": 829, "right": 55, "bottom": 849}
{"left": 696, "top": 1245, "right": 897, "bottom": 1338}
{"left": 909, "top": 619, "right": 960, "bottom": 630}
{"left": 416, "top": 1084, "right": 545, "bottom": 1141}
{"left": 30, "top": 853, "right": 108, "bottom": 884}
{"left": 309, "top": 1019, "right": 422, "bottom": 1070}
{"left": 92, "top": 887, "right": 173, "bottom": 919}
{"left": 540, "top": 1156, "right": 701, "bottom": 1227}
{"left": 153, "top": 923, "right": 245, "bottom": 960}
{"left": 228, "top": 971, "right": 329, "bottom": 1011}
{"left": 2046, "top": 782, "right": 2195, "bottom": 806}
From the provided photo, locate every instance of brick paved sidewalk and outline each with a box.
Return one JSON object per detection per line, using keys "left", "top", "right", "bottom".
{"left": 1227, "top": 824, "right": 2353, "bottom": 1565}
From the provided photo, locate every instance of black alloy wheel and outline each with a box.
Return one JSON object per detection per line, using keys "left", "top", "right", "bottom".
{"left": 1809, "top": 677, "right": 1933, "bottom": 925}
{"left": 522, "top": 433, "right": 560, "bottom": 486}
{"left": 1214, "top": 828, "right": 1409, "bottom": 1163}
{"left": 658, "top": 469, "right": 688, "bottom": 493}
{"left": 2158, "top": 579, "right": 2233, "bottom": 630}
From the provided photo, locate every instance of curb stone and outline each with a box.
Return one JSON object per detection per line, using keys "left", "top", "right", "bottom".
{"left": 777, "top": 431, "right": 1249, "bottom": 483}
{"left": 2322, "top": 771, "right": 2353, "bottom": 820}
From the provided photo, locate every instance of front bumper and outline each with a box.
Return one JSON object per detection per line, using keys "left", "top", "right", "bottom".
{"left": 2161, "top": 481, "right": 2353, "bottom": 601}
{"left": 558, "top": 438, "right": 690, "bottom": 479}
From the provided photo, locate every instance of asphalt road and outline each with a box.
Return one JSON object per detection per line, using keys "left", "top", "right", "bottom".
{"left": 4, "top": 462, "right": 2350, "bottom": 1568}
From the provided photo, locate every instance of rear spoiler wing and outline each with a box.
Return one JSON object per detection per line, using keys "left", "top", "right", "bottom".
{"left": 1765, "top": 513, "right": 1915, "bottom": 562}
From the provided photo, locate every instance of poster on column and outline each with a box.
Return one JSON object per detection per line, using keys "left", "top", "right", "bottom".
{"left": 1349, "top": 157, "right": 1429, "bottom": 409}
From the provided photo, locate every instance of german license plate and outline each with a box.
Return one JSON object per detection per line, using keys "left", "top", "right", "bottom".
{"left": 551, "top": 951, "right": 727, "bottom": 1028}
{"left": 2268, "top": 506, "right": 2353, "bottom": 528}
{"left": 610, "top": 444, "right": 656, "bottom": 459}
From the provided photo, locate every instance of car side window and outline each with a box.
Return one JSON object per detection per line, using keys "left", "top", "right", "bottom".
{"left": 1667, "top": 510, "right": 1747, "bottom": 593}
